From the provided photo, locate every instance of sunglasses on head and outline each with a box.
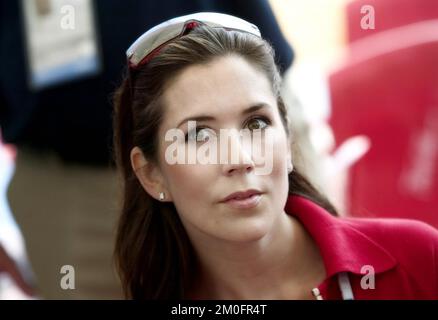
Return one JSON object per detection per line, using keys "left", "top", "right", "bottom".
{"left": 126, "top": 12, "right": 262, "bottom": 69}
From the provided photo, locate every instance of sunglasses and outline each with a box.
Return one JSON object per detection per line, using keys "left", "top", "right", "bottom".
{"left": 126, "top": 12, "right": 262, "bottom": 69}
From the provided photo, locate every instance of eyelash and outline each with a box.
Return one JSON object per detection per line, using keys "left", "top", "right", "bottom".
{"left": 184, "top": 115, "right": 272, "bottom": 142}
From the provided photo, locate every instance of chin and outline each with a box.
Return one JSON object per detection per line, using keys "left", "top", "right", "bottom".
{"left": 220, "top": 217, "right": 273, "bottom": 243}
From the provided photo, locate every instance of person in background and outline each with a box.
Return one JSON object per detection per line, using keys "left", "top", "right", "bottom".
{"left": 0, "top": 244, "right": 34, "bottom": 298}
{"left": 0, "top": 132, "right": 35, "bottom": 299}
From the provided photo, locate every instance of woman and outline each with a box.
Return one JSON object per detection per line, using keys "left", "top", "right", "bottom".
{"left": 112, "top": 13, "right": 438, "bottom": 300}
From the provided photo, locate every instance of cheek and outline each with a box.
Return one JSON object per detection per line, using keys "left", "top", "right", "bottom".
{"left": 274, "top": 134, "right": 290, "bottom": 168}
{"left": 264, "top": 128, "right": 290, "bottom": 196}
{"left": 259, "top": 126, "right": 290, "bottom": 173}
{"left": 164, "top": 163, "right": 215, "bottom": 202}
{"left": 158, "top": 134, "right": 217, "bottom": 209}
{"left": 163, "top": 163, "right": 218, "bottom": 233}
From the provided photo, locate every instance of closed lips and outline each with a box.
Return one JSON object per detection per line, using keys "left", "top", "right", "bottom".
{"left": 221, "top": 189, "right": 262, "bottom": 202}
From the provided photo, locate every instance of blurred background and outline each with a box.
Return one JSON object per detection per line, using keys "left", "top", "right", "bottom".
{"left": 0, "top": 0, "right": 437, "bottom": 299}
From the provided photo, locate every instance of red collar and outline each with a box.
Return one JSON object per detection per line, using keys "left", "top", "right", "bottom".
{"left": 285, "top": 195, "right": 397, "bottom": 278}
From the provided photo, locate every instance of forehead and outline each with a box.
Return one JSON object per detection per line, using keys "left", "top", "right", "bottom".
{"left": 161, "top": 55, "right": 277, "bottom": 128}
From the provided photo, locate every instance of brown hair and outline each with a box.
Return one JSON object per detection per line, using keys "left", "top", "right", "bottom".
{"left": 113, "top": 25, "right": 337, "bottom": 300}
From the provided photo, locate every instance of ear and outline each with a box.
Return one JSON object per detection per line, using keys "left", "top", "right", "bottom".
{"left": 130, "top": 146, "right": 173, "bottom": 202}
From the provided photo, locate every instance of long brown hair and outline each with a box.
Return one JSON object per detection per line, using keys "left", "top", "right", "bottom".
{"left": 113, "top": 25, "right": 337, "bottom": 300}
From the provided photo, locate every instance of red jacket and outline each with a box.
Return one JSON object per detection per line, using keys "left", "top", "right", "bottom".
{"left": 285, "top": 195, "right": 438, "bottom": 299}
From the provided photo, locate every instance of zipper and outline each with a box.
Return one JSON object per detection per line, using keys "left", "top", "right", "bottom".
{"left": 337, "top": 272, "right": 355, "bottom": 300}
{"left": 311, "top": 273, "right": 355, "bottom": 300}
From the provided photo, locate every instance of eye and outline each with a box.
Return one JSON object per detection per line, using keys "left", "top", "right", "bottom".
{"left": 245, "top": 117, "right": 270, "bottom": 131}
{"left": 185, "top": 127, "right": 216, "bottom": 143}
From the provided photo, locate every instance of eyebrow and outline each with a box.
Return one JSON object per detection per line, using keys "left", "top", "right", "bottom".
{"left": 176, "top": 103, "right": 271, "bottom": 129}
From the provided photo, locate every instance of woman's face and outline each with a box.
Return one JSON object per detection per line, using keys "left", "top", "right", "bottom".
{"left": 155, "top": 55, "right": 292, "bottom": 243}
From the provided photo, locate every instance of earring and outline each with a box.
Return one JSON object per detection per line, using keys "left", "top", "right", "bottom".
{"left": 159, "top": 192, "right": 165, "bottom": 201}
{"left": 287, "top": 163, "right": 293, "bottom": 173}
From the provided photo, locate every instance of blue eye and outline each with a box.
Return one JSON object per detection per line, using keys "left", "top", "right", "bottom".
{"left": 246, "top": 117, "right": 270, "bottom": 130}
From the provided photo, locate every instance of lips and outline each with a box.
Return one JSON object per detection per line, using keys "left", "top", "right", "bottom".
{"left": 219, "top": 189, "right": 263, "bottom": 210}
{"left": 221, "top": 189, "right": 262, "bottom": 202}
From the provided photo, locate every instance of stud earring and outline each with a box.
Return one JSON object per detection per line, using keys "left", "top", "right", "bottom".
{"left": 159, "top": 192, "right": 165, "bottom": 201}
{"left": 287, "top": 163, "right": 293, "bottom": 173}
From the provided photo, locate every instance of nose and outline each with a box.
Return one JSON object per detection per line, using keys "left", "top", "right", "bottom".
{"left": 221, "top": 131, "right": 255, "bottom": 176}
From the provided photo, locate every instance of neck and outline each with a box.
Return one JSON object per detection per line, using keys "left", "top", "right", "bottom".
{"left": 187, "top": 212, "right": 325, "bottom": 299}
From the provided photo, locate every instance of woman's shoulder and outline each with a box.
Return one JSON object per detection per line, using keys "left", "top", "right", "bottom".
{"left": 344, "top": 215, "right": 438, "bottom": 267}
{"left": 289, "top": 195, "right": 438, "bottom": 267}
{"left": 345, "top": 215, "right": 438, "bottom": 244}
{"left": 342, "top": 216, "right": 438, "bottom": 296}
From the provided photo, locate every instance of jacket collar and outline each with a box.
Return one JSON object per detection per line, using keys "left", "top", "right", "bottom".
{"left": 285, "top": 195, "right": 397, "bottom": 278}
